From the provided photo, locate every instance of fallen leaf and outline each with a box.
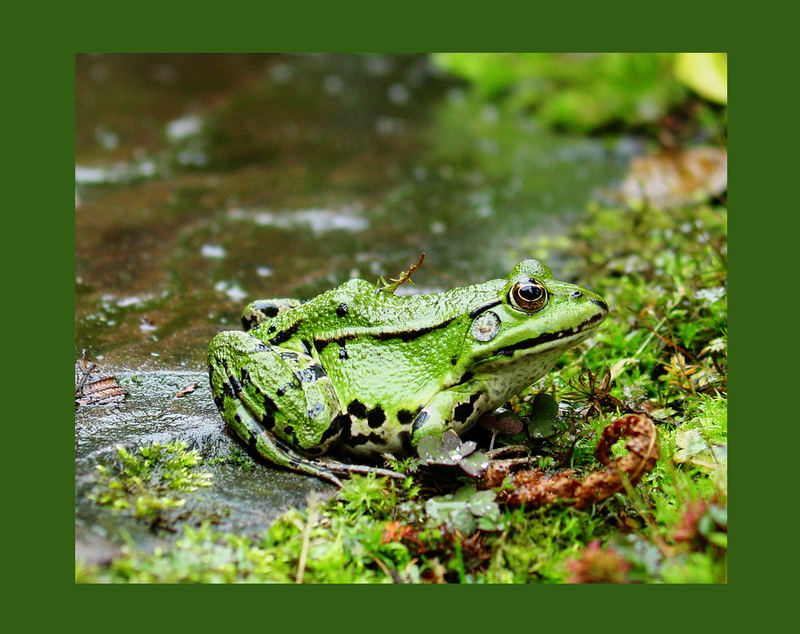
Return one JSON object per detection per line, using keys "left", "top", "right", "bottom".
{"left": 620, "top": 147, "right": 727, "bottom": 210}
{"left": 75, "top": 355, "right": 126, "bottom": 407}
{"left": 486, "top": 414, "right": 659, "bottom": 509}
{"left": 176, "top": 382, "right": 198, "bottom": 397}
{"left": 674, "top": 429, "right": 708, "bottom": 462}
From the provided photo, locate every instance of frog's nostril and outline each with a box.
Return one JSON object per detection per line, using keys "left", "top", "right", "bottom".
{"left": 570, "top": 291, "right": 582, "bottom": 299}
{"left": 590, "top": 298, "right": 609, "bottom": 312}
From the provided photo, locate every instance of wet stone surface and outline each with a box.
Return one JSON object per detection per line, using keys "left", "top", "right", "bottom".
{"left": 75, "top": 370, "right": 337, "bottom": 563}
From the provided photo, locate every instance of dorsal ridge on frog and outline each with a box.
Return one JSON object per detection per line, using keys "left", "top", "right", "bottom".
{"left": 208, "top": 259, "right": 608, "bottom": 485}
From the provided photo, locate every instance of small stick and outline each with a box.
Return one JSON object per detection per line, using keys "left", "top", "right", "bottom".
{"left": 296, "top": 494, "right": 320, "bottom": 584}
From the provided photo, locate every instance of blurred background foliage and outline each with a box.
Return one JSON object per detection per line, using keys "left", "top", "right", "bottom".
{"left": 432, "top": 53, "right": 727, "bottom": 134}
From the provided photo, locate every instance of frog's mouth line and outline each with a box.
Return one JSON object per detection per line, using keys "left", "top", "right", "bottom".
{"left": 492, "top": 310, "right": 607, "bottom": 358}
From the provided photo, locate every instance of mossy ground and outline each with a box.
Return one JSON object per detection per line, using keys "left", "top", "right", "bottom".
{"left": 78, "top": 198, "right": 727, "bottom": 584}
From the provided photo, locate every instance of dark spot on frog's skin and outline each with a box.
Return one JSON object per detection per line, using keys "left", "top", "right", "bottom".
{"left": 261, "top": 409, "right": 275, "bottom": 430}
{"left": 313, "top": 336, "right": 347, "bottom": 352}
{"left": 306, "top": 402, "right": 324, "bottom": 419}
{"left": 590, "top": 298, "right": 609, "bottom": 311}
{"left": 279, "top": 351, "right": 298, "bottom": 360}
{"left": 339, "top": 418, "right": 351, "bottom": 445}
{"left": 222, "top": 380, "right": 235, "bottom": 399}
{"left": 411, "top": 410, "right": 430, "bottom": 433}
{"left": 338, "top": 342, "right": 349, "bottom": 359}
{"left": 451, "top": 356, "right": 458, "bottom": 365}
{"left": 453, "top": 403, "right": 471, "bottom": 424}
{"left": 294, "top": 363, "right": 326, "bottom": 384}
{"left": 346, "top": 432, "right": 386, "bottom": 448}
{"left": 301, "top": 340, "right": 312, "bottom": 355}
{"left": 276, "top": 381, "right": 299, "bottom": 397}
{"left": 234, "top": 413, "right": 242, "bottom": 423}
{"left": 240, "top": 367, "right": 250, "bottom": 385}
{"left": 269, "top": 322, "right": 300, "bottom": 345}
{"left": 321, "top": 414, "right": 348, "bottom": 443}
{"left": 399, "top": 431, "right": 413, "bottom": 453}
{"left": 257, "top": 303, "right": 280, "bottom": 318}
{"left": 284, "top": 425, "right": 295, "bottom": 439}
{"left": 263, "top": 392, "right": 277, "bottom": 413}
{"left": 213, "top": 395, "right": 225, "bottom": 411}
{"left": 348, "top": 399, "right": 368, "bottom": 418}
{"left": 454, "top": 394, "right": 480, "bottom": 424}
{"left": 336, "top": 303, "right": 348, "bottom": 317}
{"left": 268, "top": 325, "right": 276, "bottom": 334}
{"left": 367, "top": 405, "right": 386, "bottom": 429}
{"left": 311, "top": 362, "right": 326, "bottom": 377}
{"left": 397, "top": 409, "right": 414, "bottom": 425}
{"left": 228, "top": 374, "right": 243, "bottom": 395}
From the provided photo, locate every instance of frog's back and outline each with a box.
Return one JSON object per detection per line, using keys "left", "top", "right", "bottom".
{"left": 306, "top": 277, "right": 505, "bottom": 335}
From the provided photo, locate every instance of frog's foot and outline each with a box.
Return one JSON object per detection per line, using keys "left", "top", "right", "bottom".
{"left": 241, "top": 298, "right": 302, "bottom": 331}
{"left": 214, "top": 397, "right": 403, "bottom": 485}
{"left": 228, "top": 398, "right": 344, "bottom": 487}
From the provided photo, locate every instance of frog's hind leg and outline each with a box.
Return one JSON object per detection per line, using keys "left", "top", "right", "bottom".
{"left": 227, "top": 397, "right": 344, "bottom": 487}
{"left": 209, "top": 331, "right": 344, "bottom": 486}
{"left": 210, "top": 330, "right": 405, "bottom": 484}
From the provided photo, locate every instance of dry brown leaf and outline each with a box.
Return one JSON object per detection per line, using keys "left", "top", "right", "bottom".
{"left": 75, "top": 356, "right": 126, "bottom": 406}
{"left": 484, "top": 414, "right": 659, "bottom": 509}
{"left": 620, "top": 146, "right": 727, "bottom": 210}
{"left": 176, "top": 382, "right": 198, "bottom": 397}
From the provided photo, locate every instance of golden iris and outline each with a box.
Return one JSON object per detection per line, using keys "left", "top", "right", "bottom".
{"left": 509, "top": 279, "right": 548, "bottom": 313}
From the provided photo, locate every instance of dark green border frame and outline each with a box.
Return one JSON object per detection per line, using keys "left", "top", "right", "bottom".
{"left": 8, "top": 0, "right": 774, "bottom": 628}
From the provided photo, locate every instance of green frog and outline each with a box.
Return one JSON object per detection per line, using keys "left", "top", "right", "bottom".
{"left": 208, "top": 259, "right": 608, "bottom": 485}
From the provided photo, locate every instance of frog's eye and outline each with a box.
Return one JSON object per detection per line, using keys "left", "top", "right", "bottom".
{"left": 508, "top": 279, "right": 548, "bottom": 313}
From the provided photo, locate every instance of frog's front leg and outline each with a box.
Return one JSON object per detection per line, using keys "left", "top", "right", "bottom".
{"left": 411, "top": 380, "right": 490, "bottom": 445}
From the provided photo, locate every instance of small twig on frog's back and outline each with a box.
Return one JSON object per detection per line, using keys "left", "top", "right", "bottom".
{"left": 378, "top": 253, "right": 426, "bottom": 294}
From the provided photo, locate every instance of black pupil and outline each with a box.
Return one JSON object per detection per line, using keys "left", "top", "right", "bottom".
{"left": 519, "top": 283, "right": 543, "bottom": 302}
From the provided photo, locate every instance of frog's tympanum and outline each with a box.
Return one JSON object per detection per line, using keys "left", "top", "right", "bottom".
{"left": 209, "top": 259, "right": 608, "bottom": 485}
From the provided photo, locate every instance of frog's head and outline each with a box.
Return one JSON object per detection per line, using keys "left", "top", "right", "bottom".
{"left": 459, "top": 259, "right": 608, "bottom": 386}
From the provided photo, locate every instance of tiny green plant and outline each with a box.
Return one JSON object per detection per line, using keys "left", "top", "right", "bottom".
{"left": 90, "top": 441, "right": 212, "bottom": 520}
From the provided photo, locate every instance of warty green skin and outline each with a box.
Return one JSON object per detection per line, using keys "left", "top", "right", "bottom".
{"left": 208, "top": 259, "right": 608, "bottom": 485}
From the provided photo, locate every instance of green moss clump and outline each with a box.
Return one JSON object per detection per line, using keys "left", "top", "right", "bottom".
{"left": 90, "top": 441, "right": 212, "bottom": 519}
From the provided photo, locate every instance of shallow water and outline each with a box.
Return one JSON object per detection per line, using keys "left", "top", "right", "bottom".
{"left": 76, "top": 53, "right": 634, "bottom": 371}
